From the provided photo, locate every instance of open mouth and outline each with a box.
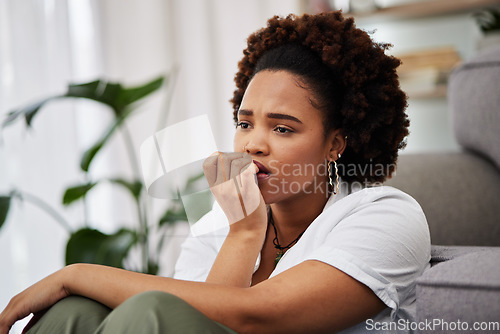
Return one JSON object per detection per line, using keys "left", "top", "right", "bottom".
{"left": 253, "top": 160, "right": 271, "bottom": 180}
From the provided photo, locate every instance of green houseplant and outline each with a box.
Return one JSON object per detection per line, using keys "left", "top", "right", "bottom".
{"left": 473, "top": 7, "right": 500, "bottom": 51}
{"left": 473, "top": 7, "right": 500, "bottom": 33}
{"left": 0, "top": 75, "right": 206, "bottom": 274}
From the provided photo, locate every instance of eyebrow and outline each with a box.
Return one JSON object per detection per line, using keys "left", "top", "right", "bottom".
{"left": 238, "top": 109, "right": 303, "bottom": 124}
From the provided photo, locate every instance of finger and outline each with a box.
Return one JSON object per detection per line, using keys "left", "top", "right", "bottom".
{"left": 0, "top": 300, "right": 25, "bottom": 334}
{"left": 240, "top": 162, "right": 259, "bottom": 192}
{"left": 216, "top": 153, "right": 228, "bottom": 183}
{"left": 202, "top": 153, "right": 219, "bottom": 186}
{"left": 239, "top": 163, "right": 262, "bottom": 217}
{"left": 216, "top": 152, "right": 245, "bottom": 184}
{"left": 229, "top": 154, "right": 252, "bottom": 181}
{"left": 232, "top": 178, "right": 247, "bottom": 217}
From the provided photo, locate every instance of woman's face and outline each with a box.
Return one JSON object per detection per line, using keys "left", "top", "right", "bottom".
{"left": 234, "top": 70, "right": 335, "bottom": 204}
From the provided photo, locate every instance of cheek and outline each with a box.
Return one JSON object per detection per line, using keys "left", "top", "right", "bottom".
{"left": 233, "top": 133, "right": 244, "bottom": 152}
{"left": 274, "top": 147, "right": 326, "bottom": 179}
{"left": 289, "top": 139, "right": 326, "bottom": 165}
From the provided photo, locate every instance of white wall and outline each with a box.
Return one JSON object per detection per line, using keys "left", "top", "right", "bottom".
{"left": 0, "top": 3, "right": 84, "bottom": 334}
{"left": 0, "top": 1, "right": 301, "bottom": 332}
{"left": 356, "top": 12, "right": 483, "bottom": 153}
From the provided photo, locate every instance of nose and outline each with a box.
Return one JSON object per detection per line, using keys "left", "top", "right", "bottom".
{"left": 243, "top": 130, "right": 269, "bottom": 155}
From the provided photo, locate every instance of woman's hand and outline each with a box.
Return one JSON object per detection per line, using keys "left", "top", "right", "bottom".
{"left": 0, "top": 266, "right": 70, "bottom": 334}
{"left": 203, "top": 152, "right": 266, "bottom": 231}
{"left": 203, "top": 152, "right": 269, "bottom": 287}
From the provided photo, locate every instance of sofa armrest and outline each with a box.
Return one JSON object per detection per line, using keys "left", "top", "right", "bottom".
{"left": 385, "top": 153, "right": 500, "bottom": 246}
{"left": 416, "top": 247, "right": 500, "bottom": 333}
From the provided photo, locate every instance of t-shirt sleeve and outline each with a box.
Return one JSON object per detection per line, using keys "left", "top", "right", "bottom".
{"left": 303, "top": 188, "right": 431, "bottom": 319}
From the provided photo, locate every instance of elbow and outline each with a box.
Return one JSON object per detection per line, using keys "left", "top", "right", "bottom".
{"left": 234, "top": 316, "right": 267, "bottom": 334}
{"left": 229, "top": 288, "right": 275, "bottom": 334}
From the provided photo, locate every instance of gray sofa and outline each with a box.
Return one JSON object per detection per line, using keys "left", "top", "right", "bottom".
{"left": 386, "top": 46, "right": 500, "bottom": 333}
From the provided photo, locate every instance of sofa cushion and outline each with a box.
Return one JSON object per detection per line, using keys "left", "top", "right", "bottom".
{"left": 449, "top": 46, "right": 500, "bottom": 169}
{"left": 416, "top": 247, "right": 500, "bottom": 334}
{"left": 429, "top": 244, "right": 494, "bottom": 266}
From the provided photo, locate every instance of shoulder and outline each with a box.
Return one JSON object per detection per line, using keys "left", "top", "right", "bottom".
{"left": 311, "top": 184, "right": 431, "bottom": 279}
{"left": 326, "top": 185, "right": 426, "bottom": 227}
{"left": 325, "top": 185, "right": 431, "bottom": 276}
{"left": 332, "top": 185, "right": 429, "bottom": 242}
{"left": 301, "top": 185, "right": 431, "bottom": 315}
{"left": 342, "top": 184, "right": 422, "bottom": 207}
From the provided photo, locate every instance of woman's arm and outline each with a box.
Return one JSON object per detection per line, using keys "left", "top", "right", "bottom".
{"left": 0, "top": 264, "right": 250, "bottom": 334}
{"left": 0, "top": 260, "right": 385, "bottom": 334}
{"left": 203, "top": 152, "right": 268, "bottom": 287}
{"left": 205, "top": 198, "right": 267, "bottom": 287}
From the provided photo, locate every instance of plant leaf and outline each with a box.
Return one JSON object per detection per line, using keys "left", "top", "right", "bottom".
{"left": 473, "top": 8, "right": 500, "bottom": 32}
{"left": 3, "top": 76, "right": 165, "bottom": 129}
{"left": 65, "top": 76, "right": 164, "bottom": 117}
{"left": 109, "top": 178, "right": 143, "bottom": 201}
{"left": 62, "top": 183, "right": 97, "bottom": 206}
{"left": 65, "top": 227, "right": 137, "bottom": 268}
{"left": 79, "top": 114, "right": 126, "bottom": 172}
{"left": 183, "top": 171, "right": 206, "bottom": 194}
{"left": 96, "top": 228, "right": 138, "bottom": 268}
{"left": 146, "top": 261, "right": 159, "bottom": 275}
{"left": 2, "top": 97, "right": 57, "bottom": 128}
{"left": 0, "top": 196, "right": 12, "bottom": 229}
{"left": 65, "top": 80, "right": 123, "bottom": 115}
{"left": 80, "top": 137, "right": 107, "bottom": 173}
{"left": 159, "top": 206, "right": 188, "bottom": 226}
{"left": 118, "top": 76, "right": 165, "bottom": 108}
{"left": 66, "top": 228, "right": 107, "bottom": 264}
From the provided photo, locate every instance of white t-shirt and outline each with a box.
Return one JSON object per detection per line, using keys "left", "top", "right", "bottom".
{"left": 174, "top": 184, "right": 431, "bottom": 333}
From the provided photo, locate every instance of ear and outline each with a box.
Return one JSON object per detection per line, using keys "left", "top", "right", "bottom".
{"left": 326, "top": 129, "right": 347, "bottom": 161}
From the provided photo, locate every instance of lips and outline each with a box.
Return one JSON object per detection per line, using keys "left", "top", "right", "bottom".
{"left": 253, "top": 160, "right": 270, "bottom": 174}
{"left": 253, "top": 160, "right": 271, "bottom": 181}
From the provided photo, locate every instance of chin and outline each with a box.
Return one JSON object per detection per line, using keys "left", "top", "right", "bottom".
{"left": 259, "top": 190, "right": 275, "bottom": 205}
{"left": 259, "top": 188, "right": 300, "bottom": 206}
{"left": 258, "top": 186, "right": 282, "bottom": 205}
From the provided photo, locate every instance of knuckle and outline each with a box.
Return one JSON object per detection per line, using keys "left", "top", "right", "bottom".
{"left": 230, "top": 158, "right": 243, "bottom": 168}
{"left": 228, "top": 152, "right": 241, "bottom": 158}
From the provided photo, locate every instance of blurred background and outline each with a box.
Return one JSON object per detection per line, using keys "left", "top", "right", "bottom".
{"left": 0, "top": 0, "right": 496, "bottom": 332}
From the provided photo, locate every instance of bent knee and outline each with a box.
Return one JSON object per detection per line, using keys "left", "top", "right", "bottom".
{"left": 119, "top": 291, "right": 187, "bottom": 312}
{"left": 104, "top": 291, "right": 233, "bottom": 333}
{"left": 27, "top": 296, "right": 110, "bottom": 334}
{"left": 48, "top": 295, "right": 110, "bottom": 317}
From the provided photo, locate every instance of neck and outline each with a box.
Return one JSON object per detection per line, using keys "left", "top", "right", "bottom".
{"left": 269, "top": 186, "right": 330, "bottom": 243}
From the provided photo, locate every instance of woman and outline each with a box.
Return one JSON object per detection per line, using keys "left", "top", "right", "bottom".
{"left": 0, "top": 11, "right": 430, "bottom": 334}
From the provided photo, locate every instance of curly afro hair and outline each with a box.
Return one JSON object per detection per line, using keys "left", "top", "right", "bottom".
{"left": 230, "top": 11, "right": 409, "bottom": 184}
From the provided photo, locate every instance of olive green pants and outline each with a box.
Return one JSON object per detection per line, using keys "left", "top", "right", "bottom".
{"left": 27, "top": 291, "right": 237, "bottom": 333}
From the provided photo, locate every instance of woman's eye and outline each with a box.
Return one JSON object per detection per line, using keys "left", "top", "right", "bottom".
{"left": 237, "top": 122, "right": 250, "bottom": 129}
{"left": 275, "top": 126, "right": 292, "bottom": 134}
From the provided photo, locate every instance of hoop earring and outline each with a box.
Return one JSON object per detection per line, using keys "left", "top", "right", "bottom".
{"left": 328, "top": 159, "right": 340, "bottom": 195}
